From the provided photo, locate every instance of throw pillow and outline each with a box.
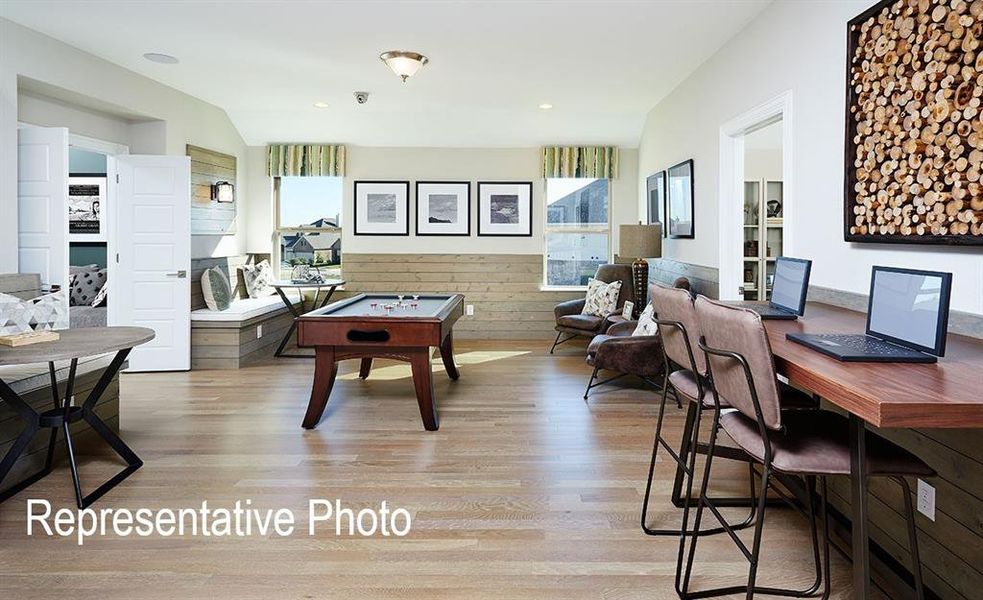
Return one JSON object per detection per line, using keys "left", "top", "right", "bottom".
{"left": 632, "top": 303, "right": 658, "bottom": 336}
{"left": 201, "top": 267, "right": 232, "bottom": 311}
{"left": 581, "top": 278, "right": 622, "bottom": 317}
{"left": 242, "top": 259, "right": 275, "bottom": 298}
{"left": 0, "top": 290, "right": 69, "bottom": 334}
{"left": 91, "top": 282, "right": 109, "bottom": 308}
{"left": 70, "top": 266, "right": 106, "bottom": 306}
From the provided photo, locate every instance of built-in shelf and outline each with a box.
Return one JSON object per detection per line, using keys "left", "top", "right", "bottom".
{"left": 743, "top": 179, "right": 783, "bottom": 301}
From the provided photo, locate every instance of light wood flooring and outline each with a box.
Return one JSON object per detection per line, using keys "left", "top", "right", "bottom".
{"left": 0, "top": 340, "right": 868, "bottom": 599}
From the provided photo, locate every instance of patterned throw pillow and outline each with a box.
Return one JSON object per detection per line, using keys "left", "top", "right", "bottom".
{"left": 70, "top": 267, "right": 107, "bottom": 306}
{"left": 0, "top": 290, "right": 69, "bottom": 334}
{"left": 581, "top": 278, "right": 622, "bottom": 317}
{"left": 201, "top": 268, "right": 232, "bottom": 311}
{"left": 242, "top": 259, "right": 275, "bottom": 298}
{"left": 632, "top": 303, "right": 658, "bottom": 336}
{"left": 91, "top": 282, "right": 109, "bottom": 307}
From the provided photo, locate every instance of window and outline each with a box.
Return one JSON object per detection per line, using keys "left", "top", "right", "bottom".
{"left": 274, "top": 177, "right": 344, "bottom": 278}
{"left": 544, "top": 178, "right": 610, "bottom": 287}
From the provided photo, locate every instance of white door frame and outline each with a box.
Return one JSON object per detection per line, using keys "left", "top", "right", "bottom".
{"left": 718, "top": 90, "right": 794, "bottom": 300}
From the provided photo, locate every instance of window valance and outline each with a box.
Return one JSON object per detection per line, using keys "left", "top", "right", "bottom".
{"left": 542, "top": 146, "right": 619, "bottom": 179}
{"left": 267, "top": 144, "right": 346, "bottom": 177}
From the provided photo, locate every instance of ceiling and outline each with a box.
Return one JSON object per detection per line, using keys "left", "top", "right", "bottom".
{"left": 1, "top": 1, "right": 770, "bottom": 147}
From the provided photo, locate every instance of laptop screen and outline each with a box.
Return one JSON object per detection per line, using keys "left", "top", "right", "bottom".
{"left": 866, "top": 267, "right": 952, "bottom": 356}
{"left": 769, "top": 257, "right": 812, "bottom": 316}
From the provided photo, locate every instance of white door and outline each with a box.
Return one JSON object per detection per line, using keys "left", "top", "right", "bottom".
{"left": 113, "top": 155, "right": 191, "bottom": 371}
{"left": 17, "top": 126, "right": 69, "bottom": 305}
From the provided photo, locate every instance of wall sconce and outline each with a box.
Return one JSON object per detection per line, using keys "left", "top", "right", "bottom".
{"left": 211, "top": 181, "right": 235, "bottom": 203}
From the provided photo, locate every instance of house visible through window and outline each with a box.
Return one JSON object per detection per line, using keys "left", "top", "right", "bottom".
{"left": 275, "top": 177, "right": 343, "bottom": 278}
{"left": 545, "top": 178, "right": 610, "bottom": 287}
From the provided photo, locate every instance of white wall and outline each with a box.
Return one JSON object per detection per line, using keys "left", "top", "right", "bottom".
{"left": 245, "top": 145, "right": 639, "bottom": 258}
{"left": 745, "top": 150, "right": 782, "bottom": 181}
{"left": 0, "top": 18, "right": 249, "bottom": 265}
{"left": 637, "top": 0, "right": 983, "bottom": 315}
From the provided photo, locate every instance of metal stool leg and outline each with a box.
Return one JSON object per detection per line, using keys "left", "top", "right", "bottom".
{"left": 897, "top": 477, "right": 926, "bottom": 600}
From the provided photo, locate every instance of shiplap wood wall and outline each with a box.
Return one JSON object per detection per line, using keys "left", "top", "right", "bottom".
{"left": 187, "top": 145, "right": 237, "bottom": 235}
{"left": 340, "top": 254, "right": 581, "bottom": 339}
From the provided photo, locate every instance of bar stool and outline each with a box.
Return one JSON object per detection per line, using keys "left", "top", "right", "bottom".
{"left": 641, "top": 285, "right": 818, "bottom": 539}
{"left": 679, "top": 296, "right": 934, "bottom": 599}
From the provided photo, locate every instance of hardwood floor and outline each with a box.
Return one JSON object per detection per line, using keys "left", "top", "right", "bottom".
{"left": 0, "top": 340, "right": 865, "bottom": 599}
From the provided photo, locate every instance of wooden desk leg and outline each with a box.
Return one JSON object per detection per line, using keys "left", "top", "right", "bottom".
{"left": 439, "top": 332, "right": 460, "bottom": 381}
{"left": 358, "top": 358, "right": 373, "bottom": 379}
{"left": 302, "top": 347, "right": 338, "bottom": 429}
{"left": 849, "top": 414, "right": 871, "bottom": 598}
{"left": 410, "top": 349, "right": 439, "bottom": 431}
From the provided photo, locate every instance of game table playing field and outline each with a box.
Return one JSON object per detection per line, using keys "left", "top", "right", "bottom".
{"left": 296, "top": 293, "right": 465, "bottom": 431}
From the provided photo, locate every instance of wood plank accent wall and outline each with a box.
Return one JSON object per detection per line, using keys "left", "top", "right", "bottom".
{"left": 187, "top": 145, "right": 237, "bottom": 235}
{"left": 341, "top": 254, "right": 582, "bottom": 340}
{"left": 822, "top": 408, "right": 983, "bottom": 600}
{"left": 0, "top": 366, "right": 119, "bottom": 492}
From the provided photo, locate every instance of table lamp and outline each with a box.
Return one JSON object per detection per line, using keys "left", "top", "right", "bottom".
{"left": 619, "top": 223, "right": 662, "bottom": 317}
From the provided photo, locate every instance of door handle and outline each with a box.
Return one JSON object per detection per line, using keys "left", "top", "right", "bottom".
{"left": 166, "top": 270, "right": 187, "bottom": 278}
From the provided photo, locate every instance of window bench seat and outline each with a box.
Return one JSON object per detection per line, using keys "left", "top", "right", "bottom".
{"left": 190, "top": 295, "right": 302, "bottom": 369}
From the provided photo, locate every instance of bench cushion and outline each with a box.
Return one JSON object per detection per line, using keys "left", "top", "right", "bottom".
{"left": 191, "top": 295, "right": 293, "bottom": 322}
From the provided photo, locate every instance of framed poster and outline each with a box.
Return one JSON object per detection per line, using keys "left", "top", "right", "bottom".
{"left": 415, "top": 181, "right": 470, "bottom": 236}
{"left": 646, "top": 170, "right": 666, "bottom": 237}
{"left": 353, "top": 181, "right": 410, "bottom": 236}
{"left": 477, "top": 181, "right": 533, "bottom": 237}
{"left": 667, "top": 159, "right": 694, "bottom": 239}
{"left": 68, "top": 175, "right": 107, "bottom": 242}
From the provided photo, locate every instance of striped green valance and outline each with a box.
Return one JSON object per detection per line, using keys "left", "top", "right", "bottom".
{"left": 267, "top": 144, "right": 346, "bottom": 177}
{"left": 542, "top": 146, "right": 619, "bottom": 179}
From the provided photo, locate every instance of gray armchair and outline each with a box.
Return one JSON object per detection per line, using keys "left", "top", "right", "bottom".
{"left": 550, "top": 264, "right": 634, "bottom": 353}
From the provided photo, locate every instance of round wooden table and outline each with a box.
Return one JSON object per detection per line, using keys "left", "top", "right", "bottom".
{"left": 271, "top": 279, "right": 345, "bottom": 358}
{"left": 0, "top": 326, "right": 154, "bottom": 508}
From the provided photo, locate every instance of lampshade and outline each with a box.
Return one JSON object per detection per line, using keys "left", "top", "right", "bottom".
{"left": 379, "top": 51, "right": 429, "bottom": 82}
{"left": 619, "top": 223, "right": 662, "bottom": 259}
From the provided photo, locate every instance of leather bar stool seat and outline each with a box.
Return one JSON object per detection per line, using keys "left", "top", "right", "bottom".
{"left": 720, "top": 410, "right": 934, "bottom": 477}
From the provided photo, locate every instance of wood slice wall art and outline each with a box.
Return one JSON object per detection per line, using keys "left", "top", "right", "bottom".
{"left": 845, "top": 0, "right": 983, "bottom": 245}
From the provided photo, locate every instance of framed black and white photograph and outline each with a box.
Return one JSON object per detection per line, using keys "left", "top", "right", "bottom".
{"left": 69, "top": 175, "right": 107, "bottom": 242}
{"left": 415, "top": 181, "right": 470, "bottom": 236}
{"left": 477, "top": 181, "right": 532, "bottom": 237}
{"left": 354, "top": 181, "right": 410, "bottom": 236}
{"left": 646, "top": 170, "right": 666, "bottom": 237}
{"left": 666, "top": 159, "right": 694, "bottom": 239}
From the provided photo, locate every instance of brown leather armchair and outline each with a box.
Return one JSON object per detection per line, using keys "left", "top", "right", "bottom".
{"left": 582, "top": 277, "right": 690, "bottom": 401}
{"left": 550, "top": 264, "right": 634, "bottom": 354}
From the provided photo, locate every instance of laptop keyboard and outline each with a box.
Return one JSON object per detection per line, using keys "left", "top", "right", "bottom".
{"left": 812, "top": 334, "right": 912, "bottom": 356}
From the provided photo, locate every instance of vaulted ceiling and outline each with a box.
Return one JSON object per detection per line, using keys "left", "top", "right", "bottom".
{"left": 1, "top": 0, "right": 770, "bottom": 147}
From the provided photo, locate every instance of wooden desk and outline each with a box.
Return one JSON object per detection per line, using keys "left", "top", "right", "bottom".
{"left": 762, "top": 303, "right": 983, "bottom": 597}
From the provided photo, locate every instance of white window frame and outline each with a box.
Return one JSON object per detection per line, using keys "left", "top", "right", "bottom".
{"left": 273, "top": 176, "right": 344, "bottom": 279}
{"left": 542, "top": 178, "right": 612, "bottom": 290}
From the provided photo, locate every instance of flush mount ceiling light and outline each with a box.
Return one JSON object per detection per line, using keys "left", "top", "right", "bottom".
{"left": 313, "top": 102, "right": 330, "bottom": 108}
{"left": 539, "top": 103, "right": 554, "bottom": 110}
{"left": 143, "top": 52, "right": 179, "bottom": 64}
{"left": 379, "top": 50, "right": 429, "bottom": 82}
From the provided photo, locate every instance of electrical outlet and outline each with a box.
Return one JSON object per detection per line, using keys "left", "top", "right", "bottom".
{"left": 256, "top": 324, "right": 263, "bottom": 339}
{"left": 465, "top": 304, "right": 475, "bottom": 316}
{"left": 917, "top": 479, "right": 935, "bottom": 521}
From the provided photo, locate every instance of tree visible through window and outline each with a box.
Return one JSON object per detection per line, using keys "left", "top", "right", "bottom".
{"left": 545, "top": 178, "right": 610, "bottom": 286}
{"left": 275, "top": 177, "right": 343, "bottom": 278}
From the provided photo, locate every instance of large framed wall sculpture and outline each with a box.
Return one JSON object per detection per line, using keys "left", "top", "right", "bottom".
{"left": 844, "top": 0, "right": 983, "bottom": 245}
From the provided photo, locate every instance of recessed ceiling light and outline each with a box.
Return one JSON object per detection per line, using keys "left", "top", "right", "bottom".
{"left": 313, "top": 102, "right": 330, "bottom": 109}
{"left": 143, "top": 52, "right": 179, "bottom": 64}
{"left": 539, "top": 103, "right": 553, "bottom": 110}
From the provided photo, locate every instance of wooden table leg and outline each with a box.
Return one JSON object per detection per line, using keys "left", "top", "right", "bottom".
{"left": 302, "top": 347, "right": 338, "bottom": 429}
{"left": 439, "top": 332, "right": 460, "bottom": 380}
{"left": 410, "top": 349, "right": 438, "bottom": 431}
{"left": 358, "top": 358, "right": 373, "bottom": 379}
{"left": 849, "top": 414, "right": 871, "bottom": 598}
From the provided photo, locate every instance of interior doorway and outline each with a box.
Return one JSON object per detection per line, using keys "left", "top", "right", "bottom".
{"left": 717, "top": 91, "right": 794, "bottom": 301}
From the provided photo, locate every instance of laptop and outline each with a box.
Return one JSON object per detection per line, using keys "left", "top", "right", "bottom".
{"left": 787, "top": 266, "right": 952, "bottom": 363}
{"left": 726, "top": 256, "right": 812, "bottom": 320}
